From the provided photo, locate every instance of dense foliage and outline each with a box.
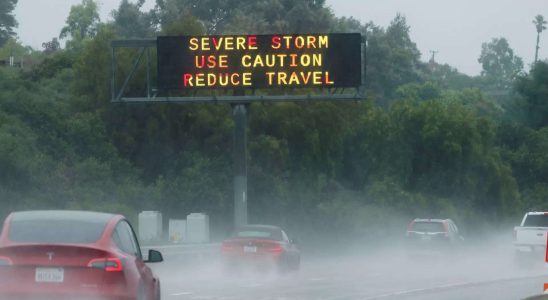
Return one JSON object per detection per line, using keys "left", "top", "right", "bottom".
{"left": 0, "top": 0, "right": 18, "bottom": 47}
{"left": 0, "top": 0, "right": 546, "bottom": 244}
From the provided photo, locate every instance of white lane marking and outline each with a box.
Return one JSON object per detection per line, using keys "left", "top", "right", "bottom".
{"left": 172, "top": 292, "right": 194, "bottom": 296}
{"left": 239, "top": 283, "right": 264, "bottom": 288}
{"left": 308, "top": 277, "right": 327, "bottom": 281}
{"left": 364, "top": 274, "right": 548, "bottom": 299}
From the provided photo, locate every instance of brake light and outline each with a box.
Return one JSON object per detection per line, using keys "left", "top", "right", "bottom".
{"left": 406, "top": 221, "right": 415, "bottom": 236}
{"left": 442, "top": 222, "right": 449, "bottom": 237}
{"left": 407, "top": 221, "right": 415, "bottom": 231}
{"left": 88, "top": 258, "right": 123, "bottom": 272}
{"left": 0, "top": 256, "right": 12, "bottom": 266}
{"left": 221, "top": 242, "right": 234, "bottom": 253}
{"left": 513, "top": 229, "right": 518, "bottom": 242}
{"left": 268, "top": 245, "right": 283, "bottom": 254}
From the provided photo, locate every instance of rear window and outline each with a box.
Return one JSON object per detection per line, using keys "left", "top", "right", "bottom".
{"left": 9, "top": 219, "right": 107, "bottom": 243}
{"left": 233, "top": 229, "right": 282, "bottom": 240}
{"left": 523, "top": 214, "right": 548, "bottom": 227}
{"left": 410, "top": 222, "right": 445, "bottom": 233}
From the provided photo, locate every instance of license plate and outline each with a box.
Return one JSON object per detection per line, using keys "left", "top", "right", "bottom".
{"left": 421, "top": 235, "right": 432, "bottom": 241}
{"left": 243, "top": 246, "right": 257, "bottom": 253}
{"left": 35, "top": 267, "right": 64, "bottom": 283}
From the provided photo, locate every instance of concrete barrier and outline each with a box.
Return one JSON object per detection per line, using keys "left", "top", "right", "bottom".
{"left": 141, "top": 243, "right": 220, "bottom": 264}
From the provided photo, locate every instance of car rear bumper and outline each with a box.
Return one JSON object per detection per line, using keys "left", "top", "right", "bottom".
{"left": 0, "top": 285, "right": 134, "bottom": 300}
{"left": 0, "top": 296, "right": 132, "bottom": 300}
{"left": 514, "top": 244, "right": 546, "bottom": 253}
{"left": 222, "top": 253, "right": 283, "bottom": 271}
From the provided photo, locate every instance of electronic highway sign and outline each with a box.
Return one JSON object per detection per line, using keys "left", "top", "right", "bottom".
{"left": 157, "top": 33, "right": 362, "bottom": 90}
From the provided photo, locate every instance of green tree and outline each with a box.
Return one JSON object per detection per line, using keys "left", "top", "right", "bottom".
{"left": 161, "top": 13, "right": 205, "bottom": 35}
{"left": 533, "top": 15, "right": 547, "bottom": 63}
{"left": 152, "top": 0, "right": 333, "bottom": 34}
{"left": 0, "top": 0, "right": 17, "bottom": 47}
{"left": 0, "top": 38, "right": 32, "bottom": 59}
{"left": 421, "top": 63, "right": 476, "bottom": 90}
{"left": 389, "top": 99, "right": 518, "bottom": 219}
{"left": 365, "top": 15, "right": 422, "bottom": 103}
{"left": 478, "top": 37, "right": 523, "bottom": 89}
{"left": 42, "top": 38, "right": 61, "bottom": 54}
{"left": 60, "top": 0, "right": 100, "bottom": 45}
{"left": 514, "top": 61, "right": 548, "bottom": 128}
{"left": 112, "top": 0, "right": 155, "bottom": 38}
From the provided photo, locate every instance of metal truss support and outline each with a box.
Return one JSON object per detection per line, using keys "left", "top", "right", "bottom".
{"left": 111, "top": 39, "right": 156, "bottom": 102}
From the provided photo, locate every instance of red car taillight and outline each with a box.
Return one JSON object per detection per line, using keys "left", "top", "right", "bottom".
{"left": 268, "top": 245, "right": 283, "bottom": 254}
{"left": 407, "top": 221, "right": 415, "bottom": 231}
{"left": 221, "top": 242, "right": 234, "bottom": 253}
{"left": 88, "top": 258, "right": 123, "bottom": 272}
{"left": 0, "top": 256, "right": 12, "bottom": 266}
{"left": 442, "top": 222, "right": 449, "bottom": 237}
{"left": 406, "top": 222, "right": 415, "bottom": 237}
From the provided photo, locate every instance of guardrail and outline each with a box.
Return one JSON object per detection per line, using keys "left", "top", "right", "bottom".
{"left": 141, "top": 243, "right": 220, "bottom": 263}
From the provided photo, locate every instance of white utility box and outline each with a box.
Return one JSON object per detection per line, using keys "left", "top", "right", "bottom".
{"left": 186, "top": 213, "right": 210, "bottom": 243}
{"left": 138, "top": 211, "right": 163, "bottom": 243}
{"left": 168, "top": 219, "right": 186, "bottom": 243}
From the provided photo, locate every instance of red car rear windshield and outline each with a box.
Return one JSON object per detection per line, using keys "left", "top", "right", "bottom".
{"left": 233, "top": 227, "right": 283, "bottom": 240}
{"left": 410, "top": 221, "right": 445, "bottom": 233}
{"left": 9, "top": 219, "right": 107, "bottom": 244}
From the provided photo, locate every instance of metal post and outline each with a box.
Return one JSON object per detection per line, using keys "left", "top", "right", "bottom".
{"left": 111, "top": 47, "right": 116, "bottom": 101}
{"left": 146, "top": 47, "right": 151, "bottom": 99}
{"left": 233, "top": 99, "right": 248, "bottom": 228}
{"left": 362, "top": 35, "right": 367, "bottom": 87}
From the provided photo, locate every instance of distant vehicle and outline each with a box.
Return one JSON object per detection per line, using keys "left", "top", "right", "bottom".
{"left": 405, "top": 218, "right": 463, "bottom": 257}
{"left": 0, "top": 210, "right": 163, "bottom": 300}
{"left": 513, "top": 212, "right": 548, "bottom": 262}
{"left": 221, "top": 224, "right": 300, "bottom": 273}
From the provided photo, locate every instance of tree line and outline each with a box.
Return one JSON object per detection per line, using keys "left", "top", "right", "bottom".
{"left": 0, "top": 0, "right": 547, "bottom": 244}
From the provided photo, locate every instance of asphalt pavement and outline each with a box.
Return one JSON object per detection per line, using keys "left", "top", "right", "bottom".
{"left": 151, "top": 240, "right": 548, "bottom": 300}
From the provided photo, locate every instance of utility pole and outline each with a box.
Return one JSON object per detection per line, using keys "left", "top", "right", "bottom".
{"left": 429, "top": 50, "right": 439, "bottom": 64}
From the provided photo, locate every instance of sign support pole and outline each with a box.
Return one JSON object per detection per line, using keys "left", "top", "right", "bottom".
{"left": 233, "top": 100, "right": 248, "bottom": 228}
{"left": 111, "top": 35, "right": 366, "bottom": 230}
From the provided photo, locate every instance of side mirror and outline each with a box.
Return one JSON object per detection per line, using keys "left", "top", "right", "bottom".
{"left": 290, "top": 238, "right": 299, "bottom": 245}
{"left": 145, "top": 249, "right": 163, "bottom": 263}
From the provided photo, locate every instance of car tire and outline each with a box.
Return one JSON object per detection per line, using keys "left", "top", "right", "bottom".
{"left": 292, "top": 256, "right": 300, "bottom": 271}
{"left": 275, "top": 257, "right": 288, "bottom": 275}
{"left": 155, "top": 285, "right": 161, "bottom": 300}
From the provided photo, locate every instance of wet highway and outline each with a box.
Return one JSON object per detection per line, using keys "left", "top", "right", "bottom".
{"left": 151, "top": 240, "right": 548, "bottom": 300}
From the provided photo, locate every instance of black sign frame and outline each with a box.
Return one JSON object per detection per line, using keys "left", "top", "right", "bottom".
{"left": 157, "top": 33, "right": 362, "bottom": 90}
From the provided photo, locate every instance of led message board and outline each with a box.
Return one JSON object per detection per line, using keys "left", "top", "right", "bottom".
{"left": 157, "top": 33, "right": 362, "bottom": 90}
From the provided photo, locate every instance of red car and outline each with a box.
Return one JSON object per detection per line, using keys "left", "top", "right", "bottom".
{"left": 221, "top": 224, "right": 300, "bottom": 273}
{"left": 0, "top": 210, "right": 163, "bottom": 300}
{"left": 405, "top": 218, "right": 464, "bottom": 257}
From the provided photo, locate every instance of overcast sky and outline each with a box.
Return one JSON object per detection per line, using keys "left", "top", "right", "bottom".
{"left": 14, "top": 0, "right": 548, "bottom": 75}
